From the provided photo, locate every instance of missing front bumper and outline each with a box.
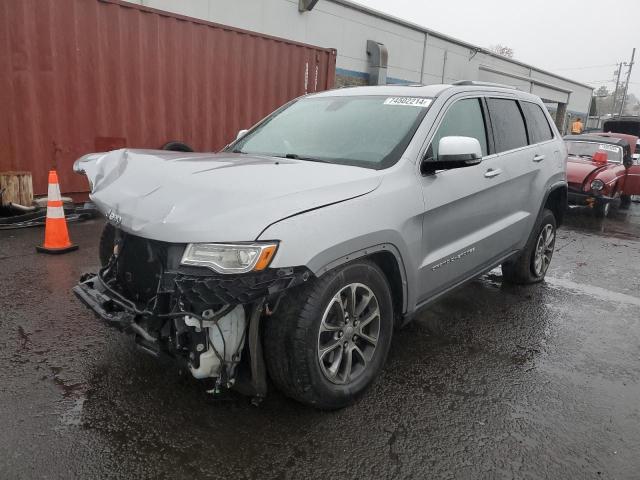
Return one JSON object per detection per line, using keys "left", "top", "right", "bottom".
{"left": 73, "top": 274, "right": 136, "bottom": 330}
{"left": 72, "top": 261, "right": 313, "bottom": 397}
{"left": 73, "top": 273, "right": 160, "bottom": 350}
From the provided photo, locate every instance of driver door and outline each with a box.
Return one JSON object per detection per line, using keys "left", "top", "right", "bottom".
{"left": 418, "top": 96, "right": 514, "bottom": 303}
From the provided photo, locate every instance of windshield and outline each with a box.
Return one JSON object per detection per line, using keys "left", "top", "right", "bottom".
{"left": 228, "top": 95, "right": 432, "bottom": 169}
{"left": 565, "top": 141, "right": 623, "bottom": 163}
{"left": 602, "top": 120, "right": 640, "bottom": 137}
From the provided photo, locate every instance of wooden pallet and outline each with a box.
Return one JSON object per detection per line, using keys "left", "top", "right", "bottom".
{"left": 0, "top": 172, "right": 34, "bottom": 206}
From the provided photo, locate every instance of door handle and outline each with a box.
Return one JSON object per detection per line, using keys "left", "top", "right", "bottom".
{"left": 484, "top": 168, "right": 502, "bottom": 178}
{"left": 533, "top": 154, "right": 545, "bottom": 162}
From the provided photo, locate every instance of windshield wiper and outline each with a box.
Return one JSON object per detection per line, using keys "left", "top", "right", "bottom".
{"left": 284, "top": 153, "right": 331, "bottom": 163}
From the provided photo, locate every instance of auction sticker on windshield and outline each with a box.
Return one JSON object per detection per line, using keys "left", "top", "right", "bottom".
{"left": 384, "top": 97, "right": 432, "bottom": 107}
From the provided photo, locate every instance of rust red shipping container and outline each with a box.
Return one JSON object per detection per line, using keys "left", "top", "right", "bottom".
{"left": 0, "top": 0, "right": 336, "bottom": 198}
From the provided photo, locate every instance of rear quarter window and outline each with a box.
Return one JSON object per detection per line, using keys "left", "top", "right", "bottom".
{"left": 521, "top": 101, "right": 554, "bottom": 144}
{"left": 486, "top": 98, "right": 528, "bottom": 153}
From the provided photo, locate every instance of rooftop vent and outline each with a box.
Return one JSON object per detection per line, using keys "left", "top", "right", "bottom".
{"left": 367, "top": 40, "right": 388, "bottom": 86}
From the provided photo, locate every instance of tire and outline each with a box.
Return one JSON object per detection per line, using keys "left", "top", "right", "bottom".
{"left": 264, "top": 260, "right": 394, "bottom": 409}
{"left": 619, "top": 195, "right": 631, "bottom": 210}
{"left": 99, "top": 222, "right": 116, "bottom": 266}
{"left": 501, "top": 208, "right": 557, "bottom": 285}
{"left": 594, "top": 200, "right": 611, "bottom": 218}
{"left": 161, "top": 141, "right": 194, "bottom": 152}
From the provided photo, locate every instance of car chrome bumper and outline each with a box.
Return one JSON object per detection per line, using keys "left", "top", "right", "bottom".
{"left": 568, "top": 191, "right": 615, "bottom": 207}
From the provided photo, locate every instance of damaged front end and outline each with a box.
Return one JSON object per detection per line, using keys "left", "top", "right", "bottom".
{"left": 73, "top": 230, "right": 311, "bottom": 399}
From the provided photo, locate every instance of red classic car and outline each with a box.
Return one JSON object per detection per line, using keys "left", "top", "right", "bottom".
{"left": 564, "top": 133, "right": 640, "bottom": 217}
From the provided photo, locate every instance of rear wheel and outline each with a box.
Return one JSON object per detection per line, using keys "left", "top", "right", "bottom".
{"left": 264, "top": 260, "right": 393, "bottom": 409}
{"left": 502, "top": 209, "right": 556, "bottom": 284}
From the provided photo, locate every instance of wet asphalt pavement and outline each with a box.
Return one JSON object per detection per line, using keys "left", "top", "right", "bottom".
{"left": 1, "top": 205, "right": 640, "bottom": 479}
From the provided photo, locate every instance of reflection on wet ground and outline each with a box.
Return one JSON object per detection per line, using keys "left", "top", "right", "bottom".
{"left": 564, "top": 201, "right": 640, "bottom": 240}
{"left": 1, "top": 204, "right": 639, "bottom": 479}
{"left": 545, "top": 275, "right": 640, "bottom": 307}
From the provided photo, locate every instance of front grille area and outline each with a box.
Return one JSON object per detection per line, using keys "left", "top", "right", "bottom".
{"left": 115, "top": 234, "right": 186, "bottom": 305}
{"left": 175, "top": 267, "right": 312, "bottom": 307}
{"left": 111, "top": 234, "right": 311, "bottom": 311}
{"left": 116, "top": 235, "right": 166, "bottom": 303}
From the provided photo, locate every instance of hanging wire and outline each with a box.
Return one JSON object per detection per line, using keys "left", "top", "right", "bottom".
{"left": 552, "top": 63, "right": 618, "bottom": 71}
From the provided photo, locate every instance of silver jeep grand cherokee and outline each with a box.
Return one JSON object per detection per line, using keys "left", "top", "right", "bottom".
{"left": 73, "top": 82, "right": 567, "bottom": 409}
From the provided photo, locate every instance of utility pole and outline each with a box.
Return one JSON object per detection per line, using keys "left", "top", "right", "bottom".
{"left": 611, "top": 62, "right": 623, "bottom": 116}
{"left": 619, "top": 48, "right": 636, "bottom": 117}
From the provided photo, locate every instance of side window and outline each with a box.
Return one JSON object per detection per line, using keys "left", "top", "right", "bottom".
{"left": 427, "top": 98, "right": 488, "bottom": 160}
{"left": 486, "top": 98, "right": 528, "bottom": 152}
{"left": 521, "top": 102, "right": 554, "bottom": 144}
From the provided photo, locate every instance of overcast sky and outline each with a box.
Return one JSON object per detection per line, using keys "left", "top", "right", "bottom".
{"left": 358, "top": 0, "right": 639, "bottom": 99}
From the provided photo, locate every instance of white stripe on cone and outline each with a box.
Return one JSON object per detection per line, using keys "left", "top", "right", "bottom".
{"left": 47, "top": 206, "right": 65, "bottom": 219}
{"left": 47, "top": 182, "right": 62, "bottom": 201}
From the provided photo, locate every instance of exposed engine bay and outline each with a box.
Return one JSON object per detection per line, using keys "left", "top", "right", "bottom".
{"left": 73, "top": 229, "right": 310, "bottom": 398}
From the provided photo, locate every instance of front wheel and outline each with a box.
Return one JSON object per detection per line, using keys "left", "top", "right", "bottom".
{"left": 502, "top": 209, "right": 557, "bottom": 284}
{"left": 619, "top": 195, "right": 631, "bottom": 210}
{"left": 264, "top": 260, "right": 394, "bottom": 409}
{"left": 594, "top": 200, "right": 611, "bottom": 218}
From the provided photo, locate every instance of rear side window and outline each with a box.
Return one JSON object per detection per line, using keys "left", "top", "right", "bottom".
{"left": 486, "top": 98, "right": 528, "bottom": 152}
{"left": 522, "top": 102, "right": 554, "bottom": 143}
{"left": 427, "top": 98, "right": 488, "bottom": 160}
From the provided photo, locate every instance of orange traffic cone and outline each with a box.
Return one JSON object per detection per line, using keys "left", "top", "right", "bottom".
{"left": 36, "top": 170, "right": 78, "bottom": 254}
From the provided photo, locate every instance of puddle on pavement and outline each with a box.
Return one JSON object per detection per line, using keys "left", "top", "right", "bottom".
{"left": 49, "top": 365, "right": 89, "bottom": 428}
{"left": 563, "top": 205, "right": 640, "bottom": 242}
{"left": 55, "top": 388, "right": 88, "bottom": 428}
{"left": 60, "top": 397, "right": 87, "bottom": 427}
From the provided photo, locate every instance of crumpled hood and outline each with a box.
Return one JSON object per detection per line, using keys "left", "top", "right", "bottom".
{"left": 566, "top": 156, "right": 609, "bottom": 187}
{"left": 77, "top": 149, "right": 382, "bottom": 243}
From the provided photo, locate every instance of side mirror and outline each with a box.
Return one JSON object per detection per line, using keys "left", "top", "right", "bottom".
{"left": 632, "top": 153, "right": 640, "bottom": 166}
{"left": 236, "top": 129, "right": 249, "bottom": 140}
{"left": 422, "top": 136, "right": 482, "bottom": 175}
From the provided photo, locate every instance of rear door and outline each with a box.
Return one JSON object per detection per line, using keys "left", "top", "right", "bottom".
{"left": 486, "top": 98, "right": 551, "bottom": 243}
{"left": 418, "top": 95, "right": 514, "bottom": 302}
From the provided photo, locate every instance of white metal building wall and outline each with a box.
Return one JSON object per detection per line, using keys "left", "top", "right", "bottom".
{"left": 129, "top": 0, "right": 593, "bottom": 116}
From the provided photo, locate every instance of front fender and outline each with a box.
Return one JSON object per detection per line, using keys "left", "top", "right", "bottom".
{"left": 257, "top": 183, "right": 424, "bottom": 315}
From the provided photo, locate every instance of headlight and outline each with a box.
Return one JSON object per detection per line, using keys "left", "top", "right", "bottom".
{"left": 180, "top": 242, "right": 278, "bottom": 274}
{"left": 590, "top": 179, "right": 605, "bottom": 192}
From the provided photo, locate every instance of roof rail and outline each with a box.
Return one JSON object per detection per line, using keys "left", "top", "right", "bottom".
{"left": 452, "top": 80, "right": 516, "bottom": 89}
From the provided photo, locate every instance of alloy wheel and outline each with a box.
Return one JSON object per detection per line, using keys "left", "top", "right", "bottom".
{"left": 317, "top": 283, "right": 381, "bottom": 385}
{"left": 533, "top": 224, "right": 555, "bottom": 277}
